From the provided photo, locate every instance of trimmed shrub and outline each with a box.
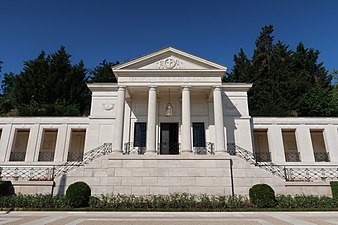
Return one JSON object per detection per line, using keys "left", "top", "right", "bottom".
{"left": 276, "top": 194, "right": 338, "bottom": 209}
{"left": 66, "top": 181, "right": 91, "bottom": 207}
{"left": 249, "top": 183, "right": 276, "bottom": 208}
{"left": 0, "top": 181, "right": 15, "bottom": 197}
{"left": 330, "top": 181, "right": 338, "bottom": 199}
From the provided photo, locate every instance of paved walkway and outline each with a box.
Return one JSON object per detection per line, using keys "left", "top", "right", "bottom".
{"left": 0, "top": 211, "right": 338, "bottom": 225}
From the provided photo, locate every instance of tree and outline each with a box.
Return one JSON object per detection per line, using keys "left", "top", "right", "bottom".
{"left": 1, "top": 46, "right": 90, "bottom": 116}
{"left": 331, "top": 69, "right": 338, "bottom": 115}
{"left": 226, "top": 25, "right": 336, "bottom": 117}
{"left": 89, "top": 60, "right": 119, "bottom": 83}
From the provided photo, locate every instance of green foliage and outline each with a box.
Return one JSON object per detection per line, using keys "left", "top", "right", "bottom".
{"left": 249, "top": 184, "right": 276, "bottom": 208}
{"left": 0, "top": 193, "right": 338, "bottom": 210}
{"left": 0, "top": 181, "right": 15, "bottom": 196}
{"left": 226, "top": 25, "right": 336, "bottom": 117}
{"left": 0, "top": 194, "right": 68, "bottom": 208}
{"left": 66, "top": 181, "right": 91, "bottom": 208}
{"left": 1, "top": 46, "right": 90, "bottom": 116}
{"left": 276, "top": 195, "right": 338, "bottom": 208}
{"left": 89, "top": 60, "right": 119, "bottom": 83}
{"left": 87, "top": 193, "right": 252, "bottom": 209}
{"left": 330, "top": 181, "right": 338, "bottom": 199}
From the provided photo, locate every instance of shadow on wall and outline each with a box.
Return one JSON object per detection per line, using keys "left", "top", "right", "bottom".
{"left": 57, "top": 174, "right": 67, "bottom": 195}
{"left": 222, "top": 93, "right": 242, "bottom": 146}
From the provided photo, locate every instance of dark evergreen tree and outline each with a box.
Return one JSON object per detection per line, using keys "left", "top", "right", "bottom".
{"left": 1, "top": 46, "right": 90, "bottom": 116}
{"left": 226, "top": 25, "right": 336, "bottom": 117}
{"left": 225, "top": 49, "right": 251, "bottom": 83}
{"left": 90, "top": 60, "right": 119, "bottom": 83}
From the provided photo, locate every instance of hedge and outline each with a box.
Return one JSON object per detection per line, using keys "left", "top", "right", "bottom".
{"left": 0, "top": 193, "right": 338, "bottom": 210}
{"left": 330, "top": 181, "right": 338, "bottom": 199}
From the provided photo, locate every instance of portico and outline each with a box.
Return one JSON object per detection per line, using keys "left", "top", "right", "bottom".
{"left": 106, "top": 84, "right": 230, "bottom": 155}
{"left": 85, "top": 47, "right": 252, "bottom": 156}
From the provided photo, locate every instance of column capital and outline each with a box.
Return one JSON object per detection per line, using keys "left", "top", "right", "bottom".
{"left": 182, "top": 86, "right": 191, "bottom": 91}
{"left": 148, "top": 85, "right": 157, "bottom": 91}
{"left": 213, "top": 86, "right": 222, "bottom": 92}
{"left": 118, "top": 85, "right": 126, "bottom": 91}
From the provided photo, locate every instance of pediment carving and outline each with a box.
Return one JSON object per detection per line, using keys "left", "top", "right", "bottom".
{"left": 156, "top": 57, "right": 184, "bottom": 69}
{"left": 112, "top": 47, "right": 228, "bottom": 73}
{"left": 139, "top": 55, "right": 208, "bottom": 70}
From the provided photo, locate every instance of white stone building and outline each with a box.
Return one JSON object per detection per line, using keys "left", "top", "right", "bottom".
{"left": 0, "top": 47, "right": 338, "bottom": 196}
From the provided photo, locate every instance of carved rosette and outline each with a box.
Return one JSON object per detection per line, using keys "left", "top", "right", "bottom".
{"left": 102, "top": 103, "right": 115, "bottom": 111}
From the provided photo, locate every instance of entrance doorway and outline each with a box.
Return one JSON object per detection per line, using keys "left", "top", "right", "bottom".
{"left": 160, "top": 123, "right": 179, "bottom": 154}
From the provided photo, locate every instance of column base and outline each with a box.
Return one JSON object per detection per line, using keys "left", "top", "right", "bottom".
{"left": 111, "top": 150, "right": 123, "bottom": 155}
{"left": 144, "top": 151, "right": 157, "bottom": 155}
{"left": 181, "top": 150, "right": 193, "bottom": 155}
{"left": 215, "top": 150, "right": 227, "bottom": 155}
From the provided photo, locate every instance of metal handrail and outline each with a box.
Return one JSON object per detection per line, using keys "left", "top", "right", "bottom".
{"left": 254, "top": 152, "right": 271, "bottom": 162}
{"left": 0, "top": 143, "right": 113, "bottom": 181}
{"left": 285, "top": 151, "right": 301, "bottom": 162}
{"left": 193, "top": 142, "right": 215, "bottom": 155}
{"left": 54, "top": 143, "right": 112, "bottom": 176}
{"left": 227, "top": 143, "right": 338, "bottom": 182}
{"left": 314, "top": 152, "right": 330, "bottom": 162}
{"left": 227, "top": 143, "right": 286, "bottom": 179}
{"left": 124, "top": 142, "right": 146, "bottom": 155}
{"left": 0, "top": 164, "right": 57, "bottom": 181}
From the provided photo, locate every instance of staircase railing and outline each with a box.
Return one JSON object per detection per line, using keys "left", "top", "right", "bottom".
{"left": 0, "top": 165, "right": 56, "bottom": 181}
{"left": 54, "top": 143, "right": 112, "bottom": 177}
{"left": 227, "top": 143, "right": 287, "bottom": 179}
{"left": 227, "top": 143, "right": 338, "bottom": 182}
{"left": 0, "top": 143, "right": 113, "bottom": 181}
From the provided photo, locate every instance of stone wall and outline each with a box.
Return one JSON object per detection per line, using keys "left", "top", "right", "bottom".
{"left": 50, "top": 155, "right": 287, "bottom": 196}
{"left": 12, "top": 154, "right": 333, "bottom": 196}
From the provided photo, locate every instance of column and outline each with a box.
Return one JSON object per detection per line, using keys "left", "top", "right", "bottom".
{"left": 145, "top": 86, "right": 157, "bottom": 154}
{"left": 181, "top": 86, "right": 192, "bottom": 154}
{"left": 112, "top": 86, "right": 126, "bottom": 153}
{"left": 213, "top": 86, "right": 226, "bottom": 154}
{"left": 267, "top": 126, "right": 286, "bottom": 164}
{"left": 296, "top": 126, "right": 315, "bottom": 162}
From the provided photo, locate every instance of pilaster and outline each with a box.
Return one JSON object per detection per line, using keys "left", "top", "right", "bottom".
{"left": 25, "top": 124, "right": 39, "bottom": 162}
{"left": 324, "top": 126, "right": 338, "bottom": 163}
{"left": 213, "top": 86, "right": 226, "bottom": 154}
{"left": 0, "top": 124, "right": 12, "bottom": 162}
{"left": 296, "top": 126, "right": 315, "bottom": 163}
{"left": 267, "top": 126, "right": 285, "bottom": 164}
{"left": 112, "top": 86, "right": 126, "bottom": 154}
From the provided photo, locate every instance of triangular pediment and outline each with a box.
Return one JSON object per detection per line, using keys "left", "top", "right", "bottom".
{"left": 112, "top": 47, "right": 227, "bottom": 71}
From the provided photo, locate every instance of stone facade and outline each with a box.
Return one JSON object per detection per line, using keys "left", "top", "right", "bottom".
{"left": 0, "top": 47, "right": 337, "bottom": 196}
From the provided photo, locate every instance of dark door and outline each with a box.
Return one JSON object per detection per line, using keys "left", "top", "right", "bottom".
{"left": 160, "top": 123, "right": 179, "bottom": 154}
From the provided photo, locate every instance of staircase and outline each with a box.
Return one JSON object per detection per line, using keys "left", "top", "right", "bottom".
{"left": 227, "top": 143, "right": 338, "bottom": 182}
{"left": 54, "top": 143, "right": 112, "bottom": 177}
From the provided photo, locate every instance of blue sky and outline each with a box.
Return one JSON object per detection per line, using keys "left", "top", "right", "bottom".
{"left": 0, "top": 0, "right": 337, "bottom": 82}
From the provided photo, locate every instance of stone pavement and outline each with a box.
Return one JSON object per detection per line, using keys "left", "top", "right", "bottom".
{"left": 0, "top": 211, "right": 338, "bottom": 225}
